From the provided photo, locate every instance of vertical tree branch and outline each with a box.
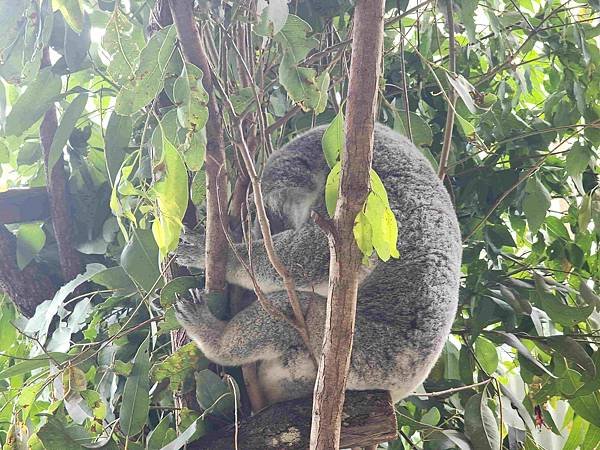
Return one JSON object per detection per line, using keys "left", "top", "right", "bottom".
{"left": 310, "top": 2, "right": 385, "bottom": 449}
{"left": 168, "top": 0, "right": 229, "bottom": 293}
{"left": 437, "top": 0, "right": 456, "bottom": 181}
{"left": 40, "top": 48, "right": 82, "bottom": 282}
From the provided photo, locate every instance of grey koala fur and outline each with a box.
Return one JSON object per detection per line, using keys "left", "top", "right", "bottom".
{"left": 174, "top": 123, "right": 462, "bottom": 405}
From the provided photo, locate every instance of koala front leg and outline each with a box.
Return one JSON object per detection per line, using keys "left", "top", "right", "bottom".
{"left": 174, "top": 289, "right": 305, "bottom": 367}
{"left": 176, "top": 223, "right": 330, "bottom": 295}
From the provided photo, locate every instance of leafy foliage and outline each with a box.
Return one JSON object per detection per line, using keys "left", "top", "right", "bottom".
{"left": 0, "top": 0, "right": 599, "bottom": 449}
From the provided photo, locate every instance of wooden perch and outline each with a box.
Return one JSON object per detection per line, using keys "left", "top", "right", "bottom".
{"left": 0, "top": 187, "right": 50, "bottom": 224}
{"left": 189, "top": 390, "right": 397, "bottom": 450}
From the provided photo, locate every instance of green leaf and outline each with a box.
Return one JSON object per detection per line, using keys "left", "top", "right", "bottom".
{"left": 394, "top": 109, "right": 434, "bottom": 149}
{"left": 101, "top": 6, "right": 144, "bottom": 84}
{"left": 464, "top": 392, "right": 500, "bottom": 450}
{"left": 546, "top": 336, "right": 596, "bottom": 378}
{"left": 173, "top": 63, "right": 209, "bottom": 132}
{"left": 273, "top": 15, "right": 318, "bottom": 63}
{"left": 538, "top": 293, "right": 594, "bottom": 327}
{"left": 580, "top": 281, "right": 600, "bottom": 308}
{"left": 160, "top": 276, "right": 198, "bottom": 308}
{"left": 104, "top": 113, "right": 132, "bottom": 186}
{"left": 274, "top": 15, "right": 326, "bottom": 111}
{"left": 37, "top": 416, "right": 89, "bottom": 450}
{"left": 159, "top": 418, "right": 205, "bottom": 450}
{"left": 563, "top": 415, "right": 588, "bottom": 450}
{"left": 64, "top": 13, "right": 90, "bottom": 71}
{"left": 91, "top": 266, "right": 136, "bottom": 294}
{"left": 191, "top": 170, "right": 206, "bottom": 205}
{"left": 114, "top": 25, "right": 177, "bottom": 115}
{"left": 120, "top": 229, "right": 162, "bottom": 293}
{"left": 0, "top": 355, "right": 60, "bottom": 380}
{"left": 119, "top": 334, "right": 150, "bottom": 436}
{"left": 195, "top": 370, "right": 236, "bottom": 420}
{"left": 5, "top": 68, "right": 62, "bottom": 136}
{"left": 146, "top": 415, "right": 174, "bottom": 450}
{"left": 48, "top": 92, "right": 88, "bottom": 171}
{"left": 364, "top": 192, "right": 399, "bottom": 261}
{"left": 492, "top": 331, "right": 556, "bottom": 378}
{"left": 474, "top": 336, "right": 499, "bottom": 374}
{"left": 14, "top": 223, "right": 44, "bottom": 270}
{"left": 151, "top": 342, "right": 208, "bottom": 390}
{"left": 579, "top": 194, "right": 592, "bottom": 232}
{"left": 353, "top": 211, "right": 373, "bottom": 262}
{"left": 52, "top": 0, "right": 83, "bottom": 33}
{"left": 447, "top": 74, "right": 477, "bottom": 114}
{"left": 151, "top": 138, "right": 189, "bottom": 258}
{"left": 325, "top": 161, "right": 341, "bottom": 217}
{"left": 571, "top": 392, "right": 600, "bottom": 428}
{"left": 255, "top": 0, "right": 289, "bottom": 36}
{"left": 322, "top": 111, "right": 344, "bottom": 168}
{"left": 522, "top": 177, "right": 551, "bottom": 233}
{"left": 583, "top": 425, "right": 600, "bottom": 450}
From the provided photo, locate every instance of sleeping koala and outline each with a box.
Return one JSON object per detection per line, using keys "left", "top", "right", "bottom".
{"left": 174, "top": 124, "right": 462, "bottom": 405}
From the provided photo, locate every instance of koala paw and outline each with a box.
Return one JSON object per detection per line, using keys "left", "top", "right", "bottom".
{"left": 173, "top": 288, "right": 210, "bottom": 325}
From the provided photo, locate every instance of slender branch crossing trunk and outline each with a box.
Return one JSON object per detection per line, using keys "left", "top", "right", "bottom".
{"left": 310, "top": 2, "right": 385, "bottom": 449}
{"left": 168, "top": 0, "right": 229, "bottom": 293}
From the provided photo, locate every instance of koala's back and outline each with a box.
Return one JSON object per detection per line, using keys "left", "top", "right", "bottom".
{"left": 261, "top": 124, "right": 462, "bottom": 400}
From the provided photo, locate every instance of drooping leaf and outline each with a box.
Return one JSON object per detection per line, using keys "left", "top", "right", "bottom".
{"left": 464, "top": 393, "right": 500, "bottom": 450}
{"left": 322, "top": 111, "right": 344, "bottom": 168}
{"left": 104, "top": 112, "right": 132, "bottom": 185}
{"left": 325, "top": 161, "right": 341, "bottom": 217}
{"left": 119, "top": 334, "right": 150, "bottom": 436}
{"left": 120, "top": 229, "right": 162, "bottom": 293}
{"left": 48, "top": 92, "right": 88, "bottom": 171}
{"left": 522, "top": 177, "right": 551, "bottom": 233}
{"left": 101, "top": 6, "right": 144, "bottom": 84}
{"left": 474, "top": 336, "right": 499, "bottom": 374}
{"left": 151, "top": 138, "right": 189, "bottom": 258}
{"left": 256, "top": 0, "right": 289, "bottom": 36}
{"left": 15, "top": 223, "right": 45, "bottom": 269}
{"left": 195, "top": 370, "right": 236, "bottom": 420}
{"left": 52, "top": 0, "right": 83, "bottom": 33}
{"left": 5, "top": 68, "right": 62, "bottom": 136}
{"left": 114, "top": 25, "right": 177, "bottom": 115}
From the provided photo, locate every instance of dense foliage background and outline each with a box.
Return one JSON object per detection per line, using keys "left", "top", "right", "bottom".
{"left": 0, "top": 0, "right": 599, "bottom": 448}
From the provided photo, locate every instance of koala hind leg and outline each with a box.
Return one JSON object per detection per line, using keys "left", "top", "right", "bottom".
{"left": 174, "top": 289, "right": 310, "bottom": 367}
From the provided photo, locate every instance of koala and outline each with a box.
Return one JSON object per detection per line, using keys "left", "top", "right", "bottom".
{"left": 174, "top": 123, "right": 462, "bottom": 405}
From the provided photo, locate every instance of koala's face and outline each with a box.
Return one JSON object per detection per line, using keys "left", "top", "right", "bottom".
{"left": 175, "top": 228, "right": 205, "bottom": 269}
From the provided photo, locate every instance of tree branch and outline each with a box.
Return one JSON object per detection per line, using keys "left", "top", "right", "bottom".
{"left": 437, "top": 0, "right": 456, "bottom": 181}
{"left": 40, "top": 47, "right": 82, "bottom": 282}
{"left": 168, "top": 0, "right": 229, "bottom": 293}
{"left": 310, "top": 2, "right": 385, "bottom": 448}
{"left": 189, "top": 390, "right": 397, "bottom": 450}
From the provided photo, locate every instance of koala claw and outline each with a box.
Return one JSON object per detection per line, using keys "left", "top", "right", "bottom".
{"left": 173, "top": 288, "right": 207, "bottom": 323}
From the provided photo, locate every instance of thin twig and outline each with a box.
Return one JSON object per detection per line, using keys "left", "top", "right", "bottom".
{"left": 437, "top": 0, "right": 456, "bottom": 180}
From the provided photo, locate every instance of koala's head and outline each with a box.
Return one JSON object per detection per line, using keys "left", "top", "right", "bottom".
{"left": 175, "top": 228, "right": 205, "bottom": 269}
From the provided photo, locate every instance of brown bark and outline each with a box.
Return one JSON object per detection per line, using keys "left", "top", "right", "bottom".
{"left": 310, "top": 2, "right": 385, "bottom": 449}
{"left": 168, "top": 0, "right": 229, "bottom": 293}
{"left": 0, "top": 188, "right": 50, "bottom": 224}
{"left": 0, "top": 225, "right": 58, "bottom": 317}
{"left": 40, "top": 48, "right": 82, "bottom": 283}
{"left": 189, "top": 391, "right": 397, "bottom": 450}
